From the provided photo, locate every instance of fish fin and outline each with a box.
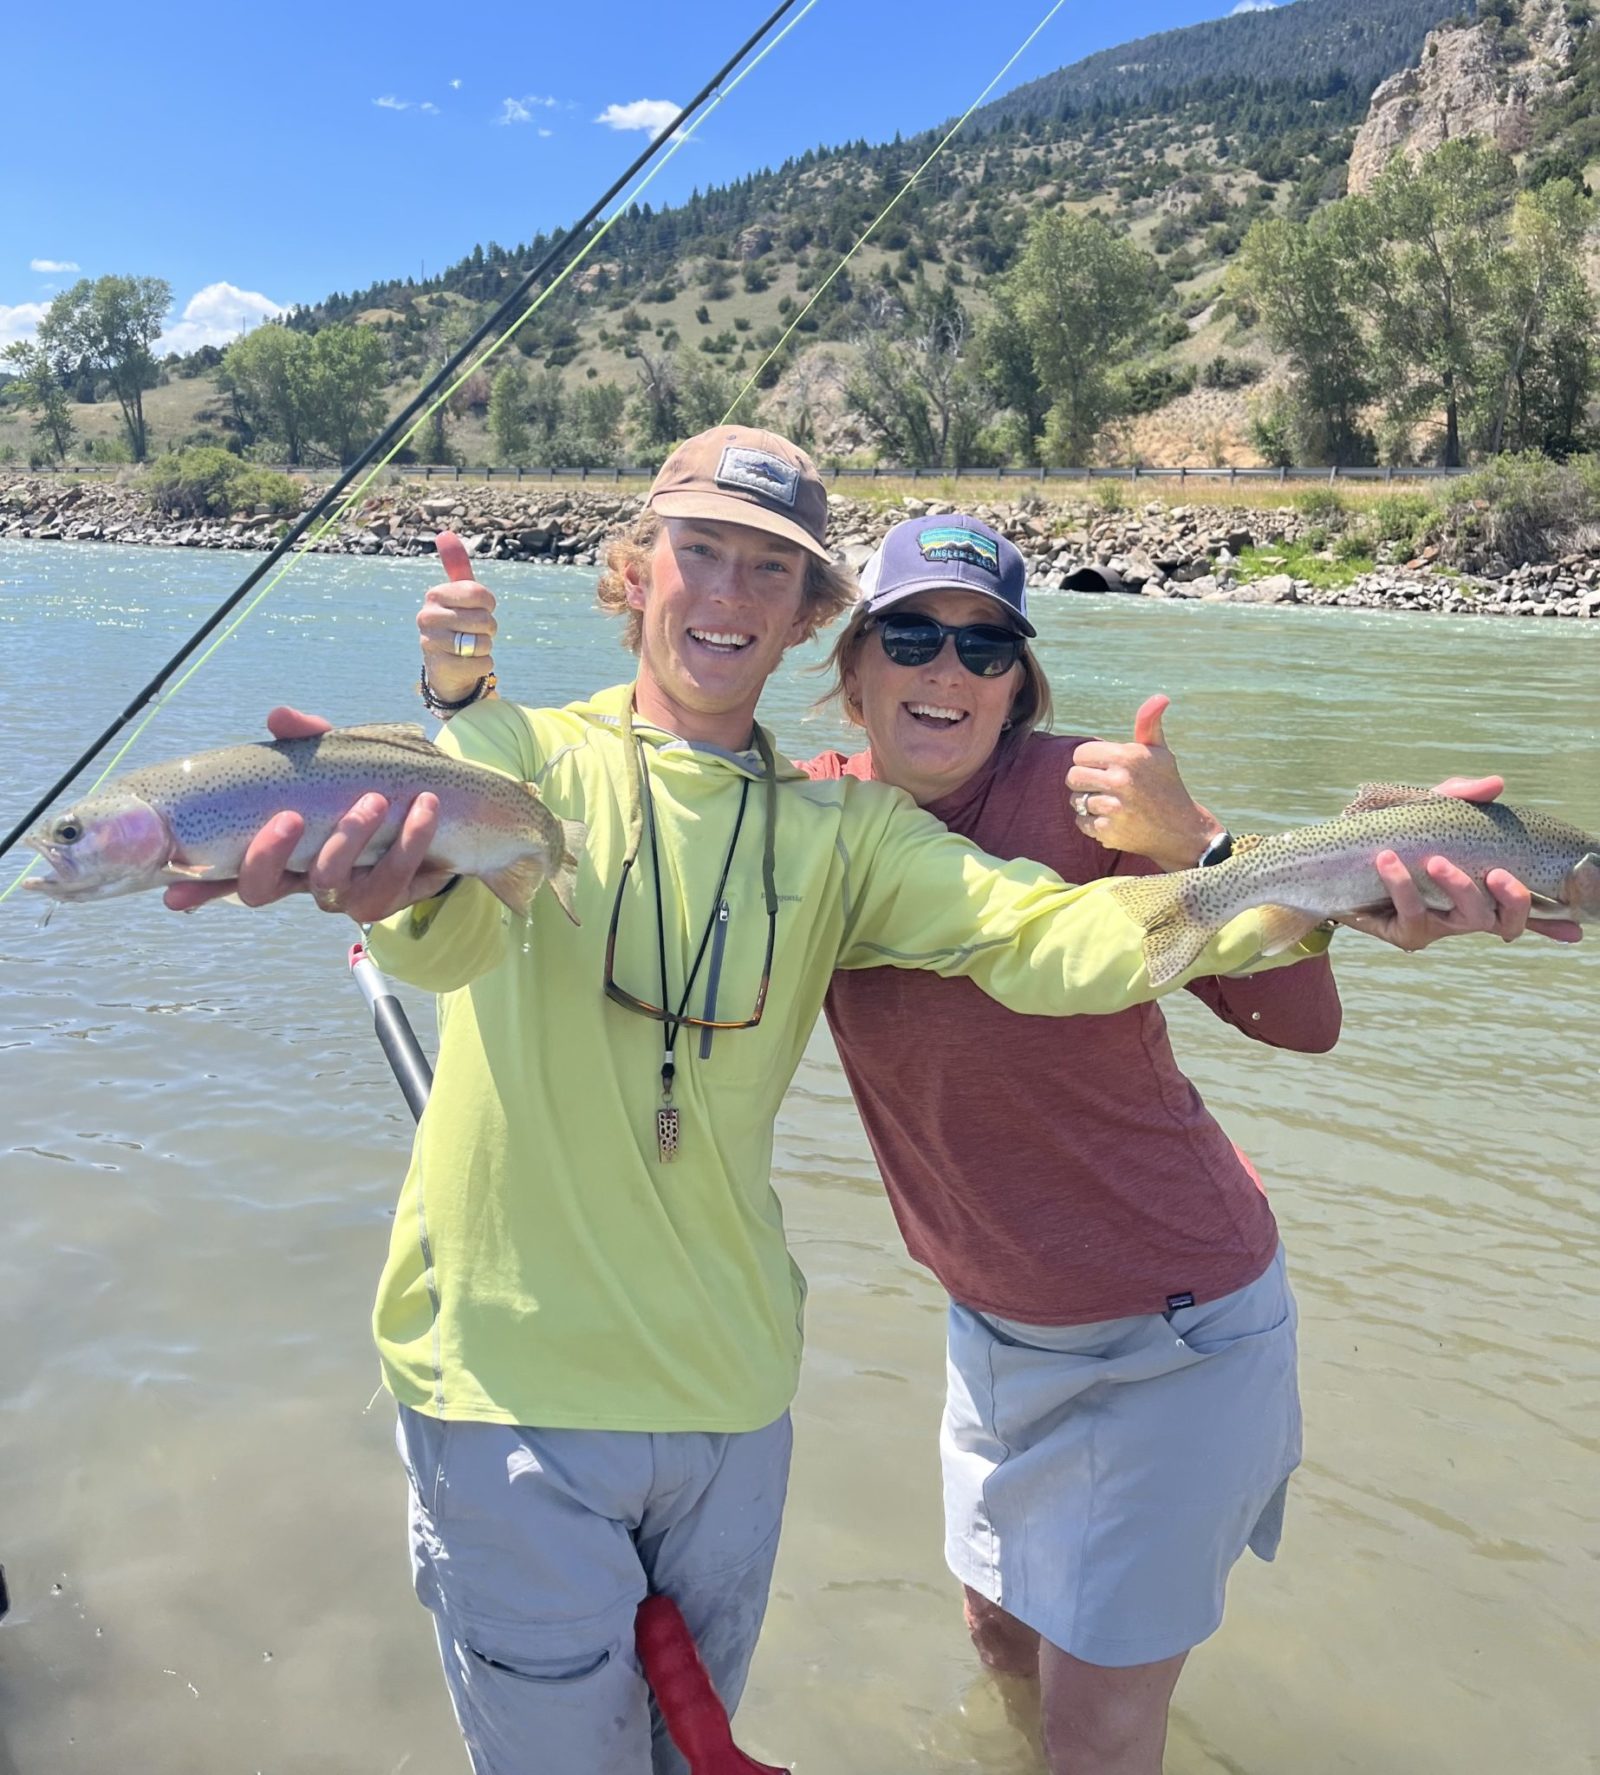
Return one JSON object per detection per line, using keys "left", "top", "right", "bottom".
{"left": 1564, "top": 852, "right": 1600, "bottom": 915}
{"left": 1255, "top": 903, "right": 1324, "bottom": 956}
{"left": 1107, "top": 874, "right": 1219, "bottom": 988}
{"left": 1230, "top": 832, "right": 1268, "bottom": 856}
{"left": 547, "top": 819, "right": 588, "bottom": 927}
{"left": 328, "top": 722, "right": 438, "bottom": 754}
{"left": 163, "top": 861, "right": 214, "bottom": 879}
{"left": 1342, "top": 782, "right": 1448, "bottom": 817}
{"left": 481, "top": 855, "right": 548, "bottom": 920}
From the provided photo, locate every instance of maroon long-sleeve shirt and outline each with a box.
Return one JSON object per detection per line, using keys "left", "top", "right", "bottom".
{"left": 803, "top": 731, "right": 1343, "bottom": 1323}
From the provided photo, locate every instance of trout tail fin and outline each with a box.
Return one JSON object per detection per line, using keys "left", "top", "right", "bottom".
{"left": 1105, "top": 873, "right": 1220, "bottom": 988}
{"left": 546, "top": 820, "right": 587, "bottom": 927}
{"left": 482, "top": 818, "right": 588, "bottom": 925}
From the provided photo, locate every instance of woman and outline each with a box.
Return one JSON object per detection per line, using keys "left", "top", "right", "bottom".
{"left": 416, "top": 513, "right": 1560, "bottom": 1775}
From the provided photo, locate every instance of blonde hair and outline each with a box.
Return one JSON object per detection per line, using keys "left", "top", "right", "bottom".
{"left": 817, "top": 600, "right": 1054, "bottom": 738}
{"left": 596, "top": 510, "right": 857, "bottom": 653}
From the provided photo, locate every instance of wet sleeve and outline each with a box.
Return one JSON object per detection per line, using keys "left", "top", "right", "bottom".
{"left": 836, "top": 793, "right": 1298, "bottom": 1017}
{"left": 365, "top": 702, "right": 544, "bottom": 994}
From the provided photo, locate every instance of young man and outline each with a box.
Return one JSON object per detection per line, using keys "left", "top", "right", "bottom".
{"left": 172, "top": 427, "right": 1518, "bottom": 1775}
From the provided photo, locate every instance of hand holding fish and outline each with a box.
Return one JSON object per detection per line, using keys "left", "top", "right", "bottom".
{"left": 155, "top": 709, "right": 457, "bottom": 919}
{"left": 1067, "top": 694, "right": 1223, "bottom": 871}
{"left": 418, "top": 530, "right": 498, "bottom": 707}
{"left": 1342, "top": 841, "right": 1582, "bottom": 951}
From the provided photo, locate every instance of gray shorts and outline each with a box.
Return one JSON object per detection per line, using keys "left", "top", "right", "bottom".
{"left": 396, "top": 1404, "right": 793, "bottom": 1775}
{"left": 942, "top": 1245, "right": 1301, "bottom": 1668}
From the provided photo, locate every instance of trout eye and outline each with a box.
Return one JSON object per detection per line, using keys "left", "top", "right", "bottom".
{"left": 52, "top": 818, "right": 83, "bottom": 846}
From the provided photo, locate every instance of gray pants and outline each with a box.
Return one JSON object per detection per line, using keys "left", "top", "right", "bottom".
{"left": 396, "top": 1404, "right": 793, "bottom": 1775}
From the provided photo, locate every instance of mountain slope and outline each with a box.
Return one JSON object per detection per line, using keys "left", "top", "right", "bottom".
{"left": 970, "top": 0, "right": 1462, "bottom": 121}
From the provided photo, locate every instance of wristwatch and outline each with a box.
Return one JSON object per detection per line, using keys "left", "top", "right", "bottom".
{"left": 1197, "top": 829, "right": 1234, "bottom": 867}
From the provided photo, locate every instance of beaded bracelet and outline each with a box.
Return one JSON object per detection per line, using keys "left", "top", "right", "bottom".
{"left": 419, "top": 669, "right": 496, "bottom": 718}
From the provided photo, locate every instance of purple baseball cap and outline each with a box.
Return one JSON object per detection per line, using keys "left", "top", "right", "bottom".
{"left": 858, "top": 513, "right": 1035, "bottom": 637}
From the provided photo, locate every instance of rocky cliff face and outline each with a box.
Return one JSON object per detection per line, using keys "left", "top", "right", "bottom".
{"left": 1348, "top": 0, "right": 1579, "bottom": 193}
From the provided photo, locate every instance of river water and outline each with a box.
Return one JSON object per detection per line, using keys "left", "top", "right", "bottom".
{"left": 1, "top": 540, "right": 1596, "bottom": 1775}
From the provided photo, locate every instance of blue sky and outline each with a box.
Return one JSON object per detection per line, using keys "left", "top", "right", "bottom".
{"left": 2, "top": 0, "right": 1270, "bottom": 355}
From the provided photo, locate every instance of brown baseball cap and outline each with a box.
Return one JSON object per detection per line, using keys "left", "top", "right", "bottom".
{"left": 647, "top": 426, "right": 830, "bottom": 561}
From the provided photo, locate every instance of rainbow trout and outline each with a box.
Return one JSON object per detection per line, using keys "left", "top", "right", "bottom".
{"left": 24, "top": 723, "right": 585, "bottom": 922}
{"left": 1109, "top": 783, "right": 1600, "bottom": 986}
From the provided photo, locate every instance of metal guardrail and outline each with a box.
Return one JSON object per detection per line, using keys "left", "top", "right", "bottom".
{"left": 20, "top": 461, "right": 1473, "bottom": 484}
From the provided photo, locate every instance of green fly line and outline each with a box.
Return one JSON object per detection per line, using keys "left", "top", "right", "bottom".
{"left": 721, "top": 0, "right": 1068, "bottom": 421}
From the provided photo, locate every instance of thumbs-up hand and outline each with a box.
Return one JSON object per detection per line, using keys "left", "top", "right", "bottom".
{"left": 418, "top": 530, "right": 499, "bottom": 711}
{"left": 1066, "top": 694, "right": 1226, "bottom": 872}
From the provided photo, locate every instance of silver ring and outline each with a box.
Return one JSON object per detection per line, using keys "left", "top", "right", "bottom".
{"left": 1071, "top": 793, "right": 1091, "bottom": 818}
{"left": 452, "top": 631, "right": 478, "bottom": 658}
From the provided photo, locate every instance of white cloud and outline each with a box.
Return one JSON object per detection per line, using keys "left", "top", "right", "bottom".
{"left": 0, "top": 301, "right": 48, "bottom": 348}
{"left": 496, "top": 94, "right": 559, "bottom": 125}
{"left": 538, "top": 127, "right": 553, "bottom": 138}
{"left": 420, "top": 101, "right": 439, "bottom": 113}
{"left": 156, "top": 282, "right": 289, "bottom": 357}
{"left": 30, "top": 258, "right": 78, "bottom": 274}
{"left": 449, "top": 77, "right": 462, "bottom": 90}
{"left": 595, "top": 98, "right": 680, "bottom": 136}
{"left": 374, "top": 94, "right": 410, "bottom": 110}
{"left": 1230, "top": 1, "right": 1278, "bottom": 11}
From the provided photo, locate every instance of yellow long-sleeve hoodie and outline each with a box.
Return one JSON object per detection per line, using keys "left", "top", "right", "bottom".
{"left": 366, "top": 684, "right": 1293, "bottom": 1433}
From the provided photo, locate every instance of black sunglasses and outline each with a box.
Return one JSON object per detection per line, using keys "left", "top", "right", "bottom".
{"left": 873, "top": 613, "right": 1025, "bottom": 678}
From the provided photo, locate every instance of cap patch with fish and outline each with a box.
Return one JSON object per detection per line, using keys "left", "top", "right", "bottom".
{"left": 25, "top": 724, "right": 586, "bottom": 923}
{"left": 1108, "top": 785, "right": 1600, "bottom": 987}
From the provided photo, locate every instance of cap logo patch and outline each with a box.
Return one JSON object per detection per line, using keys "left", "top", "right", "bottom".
{"left": 918, "top": 526, "right": 999, "bottom": 576}
{"left": 715, "top": 446, "right": 800, "bottom": 508}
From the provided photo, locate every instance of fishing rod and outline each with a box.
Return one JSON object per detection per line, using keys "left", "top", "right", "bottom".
{"left": 0, "top": 0, "right": 806, "bottom": 870}
{"left": 346, "top": 944, "right": 782, "bottom": 1775}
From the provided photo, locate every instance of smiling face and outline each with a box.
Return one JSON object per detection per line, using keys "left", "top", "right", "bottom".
{"left": 627, "top": 517, "right": 811, "bottom": 749}
{"left": 845, "top": 588, "right": 1025, "bottom": 807}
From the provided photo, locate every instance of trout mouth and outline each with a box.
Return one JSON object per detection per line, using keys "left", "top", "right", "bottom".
{"left": 21, "top": 841, "right": 96, "bottom": 899}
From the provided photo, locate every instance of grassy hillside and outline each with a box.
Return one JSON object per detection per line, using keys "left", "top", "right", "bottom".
{"left": 4, "top": 0, "right": 1589, "bottom": 471}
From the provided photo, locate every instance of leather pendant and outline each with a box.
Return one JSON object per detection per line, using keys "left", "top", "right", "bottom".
{"left": 657, "top": 1105, "right": 680, "bottom": 1164}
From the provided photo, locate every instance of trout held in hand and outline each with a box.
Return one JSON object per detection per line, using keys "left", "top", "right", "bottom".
{"left": 1109, "top": 783, "right": 1600, "bottom": 986}
{"left": 24, "top": 723, "right": 586, "bottom": 921}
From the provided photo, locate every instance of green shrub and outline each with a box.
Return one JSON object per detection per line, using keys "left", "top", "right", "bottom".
{"left": 1094, "top": 478, "right": 1128, "bottom": 513}
{"left": 231, "top": 467, "right": 303, "bottom": 518}
{"left": 1200, "top": 354, "right": 1264, "bottom": 390}
{"left": 1294, "top": 487, "right": 1347, "bottom": 525}
{"left": 1434, "top": 451, "right": 1600, "bottom": 566}
{"left": 145, "top": 447, "right": 242, "bottom": 518}
{"left": 1367, "top": 492, "right": 1438, "bottom": 556}
{"left": 1122, "top": 361, "right": 1197, "bottom": 414}
{"left": 143, "top": 447, "right": 301, "bottom": 520}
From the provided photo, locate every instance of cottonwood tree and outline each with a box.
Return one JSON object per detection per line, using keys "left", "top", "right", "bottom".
{"left": 219, "top": 325, "right": 312, "bottom": 463}
{"left": 2, "top": 341, "right": 76, "bottom": 462}
{"left": 1356, "top": 140, "right": 1516, "bottom": 468}
{"left": 488, "top": 362, "right": 531, "bottom": 464}
{"left": 37, "top": 275, "right": 171, "bottom": 460}
{"left": 1476, "top": 179, "right": 1597, "bottom": 457}
{"left": 1235, "top": 209, "right": 1374, "bottom": 464}
{"left": 304, "top": 325, "right": 388, "bottom": 463}
{"left": 982, "top": 213, "right": 1160, "bottom": 465}
{"left": 846, "top": 284, "right": 990, "bottom": 468}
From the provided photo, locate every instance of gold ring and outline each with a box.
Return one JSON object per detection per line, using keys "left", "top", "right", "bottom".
{"left": 314, "top": 885, "right": 345, "bottom": 913}
{"left": 453, "top": 631, "right": 478, "bottom": 658}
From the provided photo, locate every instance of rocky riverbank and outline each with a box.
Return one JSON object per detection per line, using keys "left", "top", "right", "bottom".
{"left": 5, "top": 474, "right": 1599, "bottom": 619}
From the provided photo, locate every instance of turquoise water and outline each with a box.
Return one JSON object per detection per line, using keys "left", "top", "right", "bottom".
{"left": 1, "top": 540, "right": 1596, "bottom": 1775}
